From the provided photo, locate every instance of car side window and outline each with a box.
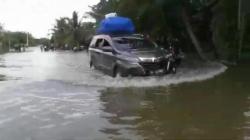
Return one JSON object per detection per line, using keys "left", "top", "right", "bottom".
{"left": 95, "top": 39, "right": 103, "bottom": 48}
{"left": 103, "top": 39, "right": 111, "bottom": 48}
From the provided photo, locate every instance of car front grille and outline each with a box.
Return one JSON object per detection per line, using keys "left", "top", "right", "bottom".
{"left": 139, "top": 61, "right": 166, "bottom": 71}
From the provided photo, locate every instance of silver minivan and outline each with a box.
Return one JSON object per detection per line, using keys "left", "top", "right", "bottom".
{"left": 88, "top": 34, "right": 178, "bottom": 77}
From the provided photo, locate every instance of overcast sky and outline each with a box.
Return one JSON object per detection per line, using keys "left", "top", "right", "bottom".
{"left": 0, "top": 0, "right": 99, "bottom": 38}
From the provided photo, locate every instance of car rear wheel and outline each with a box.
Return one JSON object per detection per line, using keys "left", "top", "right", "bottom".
{"left": 90, "top": 61, "right": 95, "bottom": 69}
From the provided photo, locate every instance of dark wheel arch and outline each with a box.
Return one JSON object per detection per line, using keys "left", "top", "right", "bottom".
{"left": 112, "top": 64, "right": 128, "bottom": 78}
{"left": 89, "top": 61, "right": 93, "bottom": 68}
{"left": 89, "top": 60, "right": 96, "bottom": 69}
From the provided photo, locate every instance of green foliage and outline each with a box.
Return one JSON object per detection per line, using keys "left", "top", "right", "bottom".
{"left": 88, "top": 0, "right": 215, "bottom": 41}
{"left": 52, "top": 17, "right": 72, "bottom": 47}
{"left": 35, "top": 38, "right": 50, "bottom": 46}
{"left": 0, "top": 23, "right": 41, "bottom": 53}
{"left": 212, "top": 0, "right": 240, "bottom": 60}
{"left": 88, "top": 0, "right": 250, "bottom": 61}
{"left": 51, "top": 11, "right": 95, "bottom": 49}
{"left": 0, "top": 31, "right": 36, "bottom": 50}
{"left": 0, "top": 24, "right": 3, "bottom": 43}
{"left": 88, "top": 0, "right": 200, "bottom": 47}
{"left": 0, "top": 24, "right": 5, "bottom": 52}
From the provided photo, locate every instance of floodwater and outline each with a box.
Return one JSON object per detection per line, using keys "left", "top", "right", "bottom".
{"left": 0, "top": 47, "right": 249, "bottom": 140}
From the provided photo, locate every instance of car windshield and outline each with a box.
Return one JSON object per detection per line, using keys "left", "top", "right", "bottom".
{"left": 113, "top": 37, "right": 158, "bottom": 51}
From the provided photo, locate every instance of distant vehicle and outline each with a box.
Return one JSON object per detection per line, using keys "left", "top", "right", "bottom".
{"left": 88, "top": 34, "right": 182, "bottom": 77}
{"left": 10, "top": 44, "right": 26, "bottom": 52}
{"left": 44, "top": 46, "right": 49, "bottom": 51}
{"left": 40, "top": 44, "right": 55, "bottom": 52}
{"left": 72, "top": 46, "right": 86, "bottom": 52}
{"left": 13, "top": 44, "right": 21, "bottom": 52}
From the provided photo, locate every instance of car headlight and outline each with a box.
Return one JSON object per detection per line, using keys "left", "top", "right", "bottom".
{"left": 139, "top": 57, "right": 162, "bottom": 62}
{"left": 124, "top": 57, "right": 140, "bottom": 63}
{"left": 139, "top": 57, "right": 151, "bottom": 62}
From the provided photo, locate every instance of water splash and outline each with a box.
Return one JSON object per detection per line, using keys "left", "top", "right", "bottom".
{"left": 0, "top": 47, "right": 227, "bottom": 88}
{"left": 73, "top": 62, "right": 227, "bottom": 88}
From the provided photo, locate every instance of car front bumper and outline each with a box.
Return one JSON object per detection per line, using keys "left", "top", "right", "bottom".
{"left": 121, "top": 60, "right": 168, "bottom": 76}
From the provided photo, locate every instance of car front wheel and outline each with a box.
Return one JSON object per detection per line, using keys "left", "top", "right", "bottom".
{"left": 113, "top": 66, "right": 128, "bottom": 78}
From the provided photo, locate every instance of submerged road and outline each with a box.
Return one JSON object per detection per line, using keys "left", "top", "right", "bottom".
{"left": 1, "top": 47, "right": 250, "bottom": 140}
{"left": 0, "top": 48, "right": 110, "bottom": 140}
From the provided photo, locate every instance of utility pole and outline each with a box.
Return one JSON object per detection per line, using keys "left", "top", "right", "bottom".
{"left": 8, "top": 39, "right": 10, "bottom": 51}
{"left": 26, "top": 32, "right": 29, "bottom": 47}
{"left": 7, "top": 32, "right": 11, "bottom": 51}
{"left": 238, "top": 0, "right": 243, "bottom": 60}
{"left": 238, "top": 0, "right": 242, "bottom": 30}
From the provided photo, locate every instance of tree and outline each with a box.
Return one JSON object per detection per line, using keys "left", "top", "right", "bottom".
{"left": 211, "top": 0, "right": 239, "bottom": 60}
{"left": 52, "top": 17, "right": 72, "bottom": 48}
{"left": 0, "top": 25, "right": 3, "bottom": 40}
{"left": 88, "top": 0, "right": 215, "bottom": 60}
{"left": 0, "top": 24, "right": 4, "bottom": 51}
{"left": 51, "top": 11, "right": 95, "bottom": 49}
{"left": 72, "top": 11, "right": 80, "bottom": 47}
{"left": 180, "top": 0, "right": 220, "bottom": 61}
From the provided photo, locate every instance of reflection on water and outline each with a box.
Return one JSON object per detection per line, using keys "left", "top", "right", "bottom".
{"left": 100, "top": 62, "right": 250, "bottom": 140}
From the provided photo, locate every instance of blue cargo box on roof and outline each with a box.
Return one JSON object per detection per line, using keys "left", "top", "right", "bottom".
{"left": 96, "top": 16, "right": 135, "bottom": 35}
